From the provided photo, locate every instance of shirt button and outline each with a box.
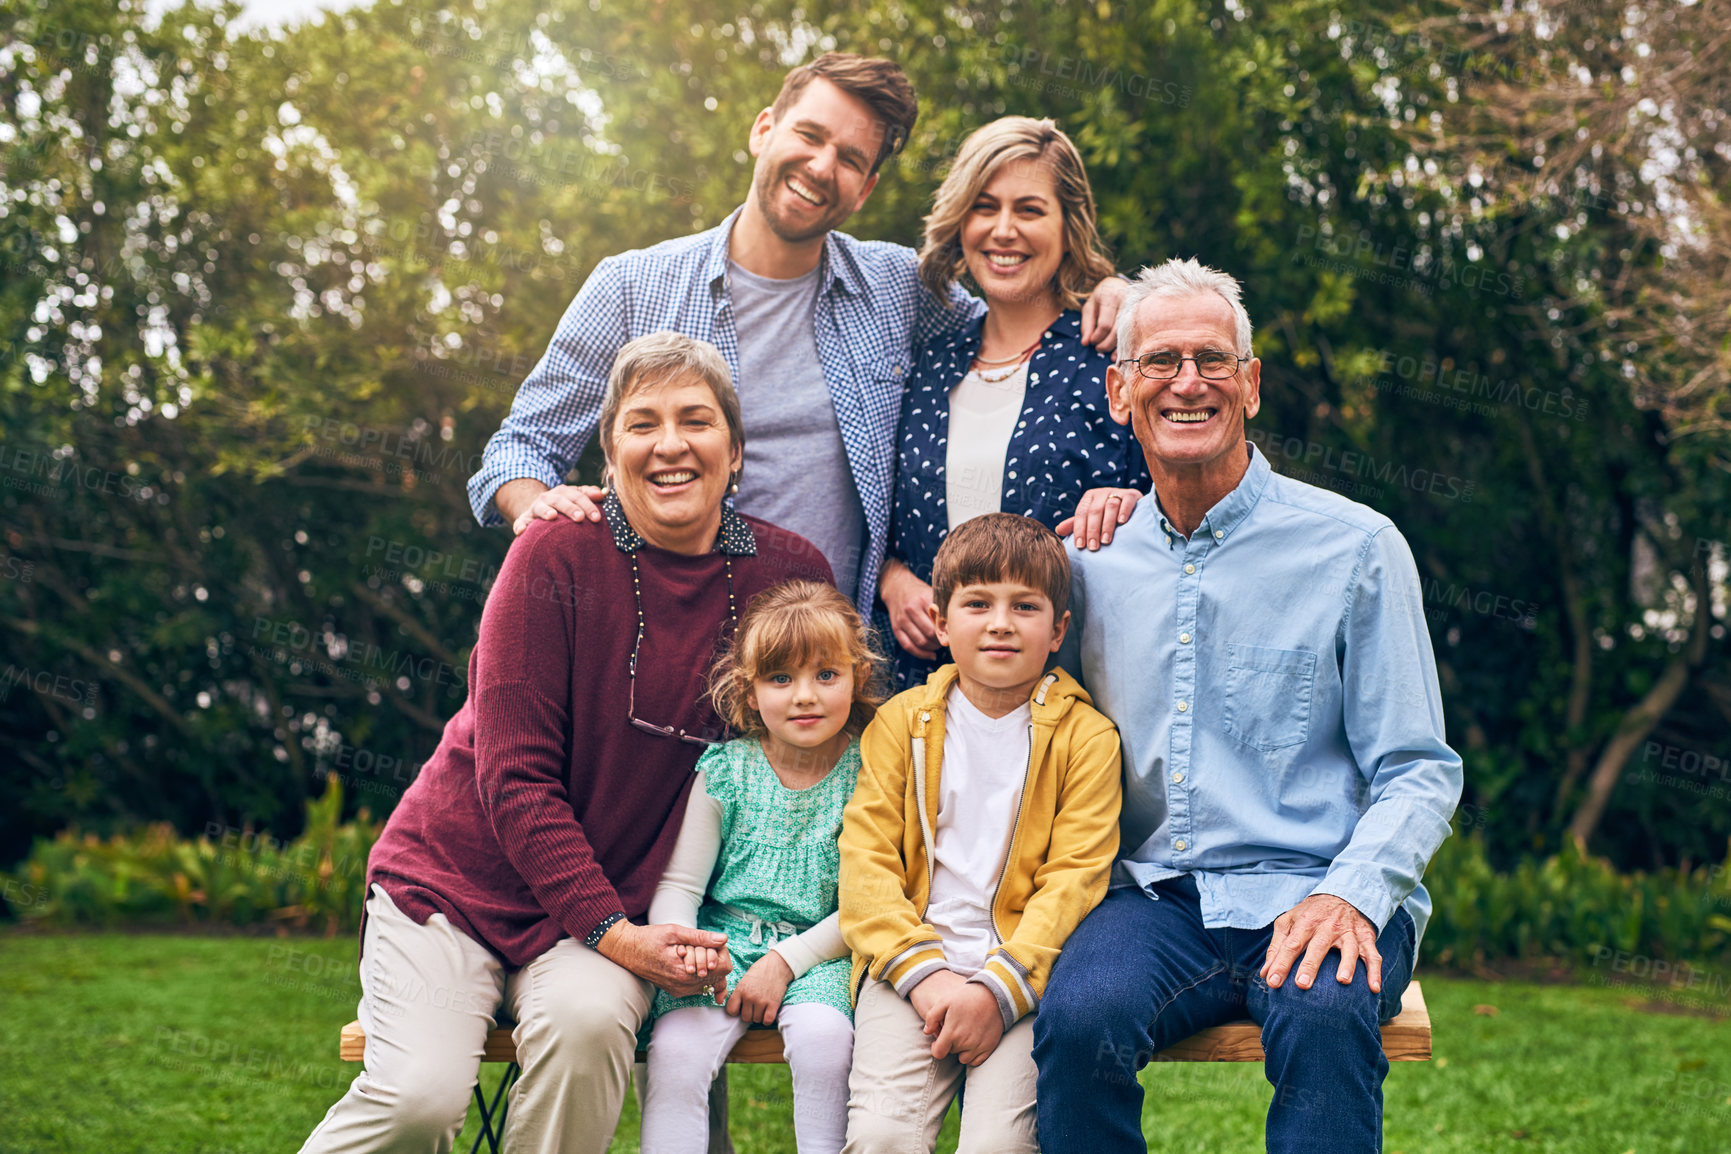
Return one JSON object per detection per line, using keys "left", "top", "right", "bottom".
{"left": 1175, "top": 839, "right": 1187, "bottom": 852}
{"left": 1007, "top": 470, "right": 1018, "bottom": 480}
{"left": 1176, "top": 701, "right": 1188, "bottom": 712}
{"left": 1172, "top": 772, "right": 1184, "bottom": 783}
{"left": 1214, "top": 530, "right": 1224, "bottom": 539}
{"left": 1184, "top": 563, "right": 1196, "bottom": 574}
{"left": 1179, "top": 632, "right": 1191, "bottom": 644}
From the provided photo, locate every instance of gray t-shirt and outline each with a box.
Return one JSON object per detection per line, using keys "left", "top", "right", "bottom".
{"left": 727, "top": 260, "right": 867, "bottom": 601}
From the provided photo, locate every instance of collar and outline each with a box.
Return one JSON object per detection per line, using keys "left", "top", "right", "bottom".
{"left": 908, "top": 663, "right": 1089, "bottom": 731}
{"left": 936, "top": 308, "right": 1083, "bottom": 360}
{"left": 706, "top": 204, "right": 862, "bottom": 300}
{"left": 1152, "top": 441, "right": 1271, "bottom": 546}
{"left": 602, "top": 489, "right": 757, "bottom": 557}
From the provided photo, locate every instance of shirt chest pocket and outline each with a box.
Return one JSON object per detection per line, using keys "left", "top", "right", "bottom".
{"left": 860, "top": 358, "right": 910, "bottom": 410}
{"left": 1220, "top": 644, "right": 1317, "bottom": 752}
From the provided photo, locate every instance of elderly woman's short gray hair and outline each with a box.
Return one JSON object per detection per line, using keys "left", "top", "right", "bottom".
{"left": 1116, "top": 257, "right": 1255, "bottom": 358}
{"left": 598, "top": 332, "right": 745, "bottom": 462}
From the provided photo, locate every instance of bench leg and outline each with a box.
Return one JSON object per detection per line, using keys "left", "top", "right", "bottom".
{"left": 707, "top": 1068, "right": 733, "bottom": 1154}
{"left": 468, "top": 1061, "right": 521, "bottom": 1154}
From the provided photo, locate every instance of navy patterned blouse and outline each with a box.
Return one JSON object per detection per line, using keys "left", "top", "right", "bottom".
{"left": 883, "top": 309, "right": 1151, "bottom": 689}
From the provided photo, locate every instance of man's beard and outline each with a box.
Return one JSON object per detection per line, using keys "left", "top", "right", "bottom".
{"left": 751, "top": 161, "right": 849, "bottom": 245}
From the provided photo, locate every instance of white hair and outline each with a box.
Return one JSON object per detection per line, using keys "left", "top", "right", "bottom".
{"left": 1115, "top": 257, "right": 1254, "bottom": 358}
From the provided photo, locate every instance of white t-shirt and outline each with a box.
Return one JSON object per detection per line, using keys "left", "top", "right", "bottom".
{"left": 925, "top": 683, "right": 1032, "bottom": 975}
{"left": 945, "top": 362, "right": 1029, "bottom": 532}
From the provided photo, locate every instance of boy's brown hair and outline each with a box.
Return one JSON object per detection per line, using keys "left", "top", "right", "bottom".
{"left": 770, "top": 52, "right": 917, "bottom": 173}
{"left": 710, "top": 579, "right": 886, "bottom": 738}
{"left": 931, "top": 513, "right": 1071, "bottom": 621}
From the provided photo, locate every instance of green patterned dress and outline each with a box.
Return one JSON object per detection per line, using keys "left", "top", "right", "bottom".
{"left": 651, "top": 735, "right": 860, "bottom": 1021}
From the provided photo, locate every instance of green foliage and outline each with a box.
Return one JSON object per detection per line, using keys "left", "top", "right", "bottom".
{"left": 0, "top": 0, "right": 1726, "bottom": 876}
{"left": 1424, "top": 829, "right": 1731, "bottom": 969}
{"left": 13, "top": 788, "right": 1730, "bottom": 978}
{"left": 1, "top": 776, "right": 379, "bottom": 933}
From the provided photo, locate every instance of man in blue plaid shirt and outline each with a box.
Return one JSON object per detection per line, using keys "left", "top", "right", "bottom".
{"left": 468, "top": 52, "right": 1127, "bottom": 611}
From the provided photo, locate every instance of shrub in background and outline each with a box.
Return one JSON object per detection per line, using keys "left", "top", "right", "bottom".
{"left": 1, "top": 777, "right": 377, "bottom": 934}
{"left": 1423, "top": 830, "right": 1731, "bottom": 970}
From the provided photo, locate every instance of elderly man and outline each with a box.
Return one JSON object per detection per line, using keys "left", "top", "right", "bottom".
{"left": 1032, "top": 258, "right": 1462, "bottom": 1153}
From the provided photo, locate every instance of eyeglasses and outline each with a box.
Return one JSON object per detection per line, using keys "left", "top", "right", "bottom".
{"left": 1117, "top": 350, "right": 1251, "bottom": 380}
{"left": 628, "top": 676, "right": 723, "bottom": 747}
{"left": 625, "top": 551, "right": 734, "bottom": 748}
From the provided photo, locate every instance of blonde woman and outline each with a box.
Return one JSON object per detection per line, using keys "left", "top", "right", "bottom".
{"left": 879, "top": 117, "right": 1149, "bottom": 689}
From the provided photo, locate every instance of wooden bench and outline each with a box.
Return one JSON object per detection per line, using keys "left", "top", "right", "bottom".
{"left": 338, "top": 981, "right": 1429, "bottom": 1153}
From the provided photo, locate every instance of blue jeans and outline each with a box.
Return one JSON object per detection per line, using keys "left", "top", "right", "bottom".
{"left": 1032, "top": 877, "right": 1416, "bottom": 1154}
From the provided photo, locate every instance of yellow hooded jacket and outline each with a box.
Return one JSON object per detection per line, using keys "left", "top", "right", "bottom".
{"left": 838, "top": 663, "right": 1123, "bottom": 1029}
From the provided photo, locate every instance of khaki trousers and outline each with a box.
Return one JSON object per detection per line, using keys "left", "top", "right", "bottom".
{"left": 298, "top": 886, "right": 653, "bottom": 1154}
{"left": 842, "top": 980, "right": 1040, "bottom": 1154}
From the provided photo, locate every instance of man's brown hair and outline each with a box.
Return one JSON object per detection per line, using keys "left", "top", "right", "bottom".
{"left": 771, "top": 52, "right": 917, "bottom": 173}
{"left": 931, "top": 513, "right": 1071, "bottom": 621}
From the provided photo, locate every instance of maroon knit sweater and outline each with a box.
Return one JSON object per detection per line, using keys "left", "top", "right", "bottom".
{"left": 367, "top": 504, "right": 831, "bottom": 967}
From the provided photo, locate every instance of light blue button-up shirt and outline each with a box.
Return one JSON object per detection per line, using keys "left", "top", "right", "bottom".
{"left": 1057, "top": 442, "right": 1462, "bottom": 947}
{"left": 467, "top": 205, "right": 982, "bottom": 612}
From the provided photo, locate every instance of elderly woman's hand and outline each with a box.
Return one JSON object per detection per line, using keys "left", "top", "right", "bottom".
{"left": 595, "top": 920, "right": 733, "bottom": 1001}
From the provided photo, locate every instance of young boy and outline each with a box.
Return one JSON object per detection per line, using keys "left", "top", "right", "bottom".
{"left": 838, "top": 513, "right": 1124, "bottom": 1154}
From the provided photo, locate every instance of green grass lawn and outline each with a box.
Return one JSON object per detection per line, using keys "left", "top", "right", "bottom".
{"left": 1, "top": 932, "right": 1726, "bottom": 1153}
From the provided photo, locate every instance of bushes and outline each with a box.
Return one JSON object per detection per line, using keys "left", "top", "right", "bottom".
{"left": 1423, "top": 830, "right": 1731, "bottom": 968}
{"left": 1, "top": 778, "right": 378, "bottom": 934}
{"left": 8, "top": 791, "right": 1730, "bottom": 968}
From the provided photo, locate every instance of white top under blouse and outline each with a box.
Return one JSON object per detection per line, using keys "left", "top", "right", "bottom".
{"left": 945, "top": 362, "right": 1029, "bottom": 532}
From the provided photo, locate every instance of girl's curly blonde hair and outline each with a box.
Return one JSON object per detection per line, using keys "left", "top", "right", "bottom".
{"left": 710, "top": 580, "right": 886, "bottom": 739}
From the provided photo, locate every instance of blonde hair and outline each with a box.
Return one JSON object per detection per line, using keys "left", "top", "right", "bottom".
{"left": 710, "top": 580, "right": 885, "bottom": 738}
{"left": 917, "top": 116, "right": 1115, "bottom": 311}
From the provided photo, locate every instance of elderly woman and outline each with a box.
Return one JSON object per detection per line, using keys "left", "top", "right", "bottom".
{"left": 298, "top": 332, "right": 832, "bottom": 1154}
{"left": 878, "top": 116, "right": 1151, "bottom": 689}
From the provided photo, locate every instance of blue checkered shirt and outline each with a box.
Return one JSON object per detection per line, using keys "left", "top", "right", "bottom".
{"left": 468, "top": 205, "right": 983, "bottom": 611}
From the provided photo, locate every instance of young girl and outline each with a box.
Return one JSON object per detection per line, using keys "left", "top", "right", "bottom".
{"left": 641, "top": 579, "right": 884, "bottom": 1154}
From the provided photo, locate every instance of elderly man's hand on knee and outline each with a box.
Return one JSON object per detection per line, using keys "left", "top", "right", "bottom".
{"left": 1260, "top": 894, "right": 1382, "bottom": 993}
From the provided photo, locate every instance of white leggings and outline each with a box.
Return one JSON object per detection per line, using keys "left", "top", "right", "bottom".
{"left": 642, "top": 1002, "right": 854, "bottom": 1154}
